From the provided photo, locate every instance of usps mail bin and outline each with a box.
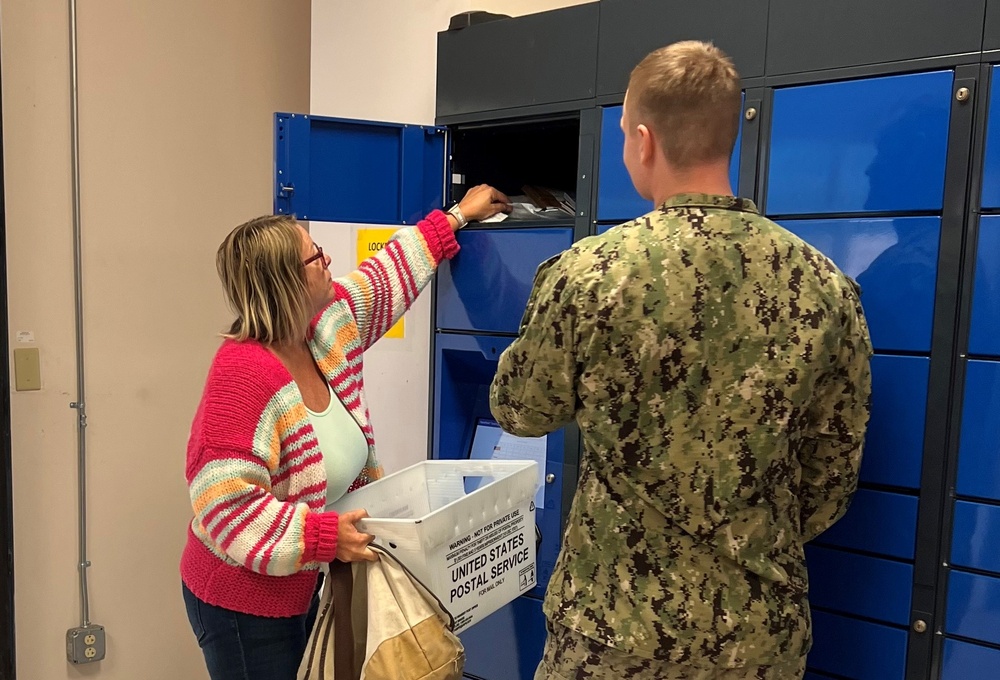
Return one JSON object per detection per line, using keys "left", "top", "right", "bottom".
{"left": 328, "top": 460, "right": 539, "bottom": 633}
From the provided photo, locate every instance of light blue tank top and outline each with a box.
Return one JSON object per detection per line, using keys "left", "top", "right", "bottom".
{"left": 305, "top": 386, "right": 369, "bottom": 505}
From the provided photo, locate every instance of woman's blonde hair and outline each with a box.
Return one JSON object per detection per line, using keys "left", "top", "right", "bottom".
{"left": 216, "top": 214, "right": 312, "bottom": 344}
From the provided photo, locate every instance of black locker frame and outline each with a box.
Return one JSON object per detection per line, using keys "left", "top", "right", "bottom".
{"left": 928, "top": 62, "right": 1000, "bottom": 677}
{"left": 0, "top": 26, "right": 16, "bottom": 679}
{"left": 430, "top": 1, "right": 999, "bottom": 678}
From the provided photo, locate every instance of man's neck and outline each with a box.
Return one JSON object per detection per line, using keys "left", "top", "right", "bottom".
{"left": 650, "top": 166, "right": 733, "bottom": 207}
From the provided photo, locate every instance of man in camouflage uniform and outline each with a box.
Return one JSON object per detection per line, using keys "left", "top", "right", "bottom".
{"left": 489, "top": 41, "right": 872, "bottom": 680}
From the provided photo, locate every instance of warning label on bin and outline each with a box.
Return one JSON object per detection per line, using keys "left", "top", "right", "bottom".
{"left": 444, "top": 506, "right": 535, "bottom": 631}
{"left": 519, "top": 564, "right": 535, "bottom": 592}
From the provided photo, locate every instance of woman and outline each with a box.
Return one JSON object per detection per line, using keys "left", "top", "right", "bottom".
{"left": 181, "top": 185, "right": 511, "bottom": 680}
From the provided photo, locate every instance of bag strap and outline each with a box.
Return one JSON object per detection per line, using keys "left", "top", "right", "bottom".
{"left": 299, "top": 566, "right": 336, "bottom": 679}
{"left": 368, "top": 544, "right": 457, "bottom": 631}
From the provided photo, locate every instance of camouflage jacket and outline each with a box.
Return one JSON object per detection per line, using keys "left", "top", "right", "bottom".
{"left": 489, "top": 194, "right": 873, "bottom": 668}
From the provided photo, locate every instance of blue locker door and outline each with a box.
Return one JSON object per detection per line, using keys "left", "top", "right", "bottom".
{"left": 766, "top": 71, "right": 953, "bottom": 215}
{"left": 941, "top": 639, "right": 1000, "bottom": 679}
{"left": 273, "top": 113, "right": 447, "bottom": 225}
{"left": 806, "top": 546, "right": 913, "bottom": 626}
{"left": 436, "top": 228, "right": 575, "bottom": 334}
{"left": 862, "top": 355, "right": 929, "bottom": 490}
{"left": 955, "top": 360, "right": 1000, "bottom": 501}
{"left": 971, "top": 68, "right": 1000, "bottom": 356}
{"left": 982, "top": 65, "right": 1000, "bottom": 209}
{"left": 460, "top": 596, "right": 547, "bottom": 680}
{"left": 815, "top": 488, "right": 918, "bottom": 560}
{"left": 951, "top": 501, "right": 1000, "bottom": 573}
{"left": 779, "top": 218, "right": 940, "bottom": 353}
{"left": 946, "top": 571, "right": 1000, "bottom": 646}
{"left": 969, "top": 216, "right": 1000, "bottom": 356}
{"left": 597, "top": 105, "right": 652, "bottom": 222}
{"left": 808, "top": 611, "right": 907, "bottom": 680}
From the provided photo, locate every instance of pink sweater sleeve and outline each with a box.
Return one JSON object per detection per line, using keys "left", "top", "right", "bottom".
{"left": 319, "top": 210, "right": 458, "bottom": 350}
{"left": 185, "top": 344, "right": 340, "bottom": 575}
{"left": 303, "top": 512, "right": 339, "bottom": 563}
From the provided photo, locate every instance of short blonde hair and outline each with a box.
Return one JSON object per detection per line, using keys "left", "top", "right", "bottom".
{"left": 216, "top": 214, "right": 312, "bottom": 344}
{"left": 627, "top": 41, "right": 741, "bottom": 168}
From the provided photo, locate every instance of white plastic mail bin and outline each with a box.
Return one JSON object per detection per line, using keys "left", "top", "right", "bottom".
{"left": 328, "top": 459, "right": 539, "bottom": 633}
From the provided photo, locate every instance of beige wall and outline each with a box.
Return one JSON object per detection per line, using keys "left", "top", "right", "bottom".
{"left": 2, "top": 1, "right": 310, "bottom": 678}
{"left": 311, "top": 0, "right": 594, "bottom": 122}
{"left": 309, "top": 0, "right": 593, "bottom": 474}
{"left": 2, "top": 1, "right": 587, "bottom": 676}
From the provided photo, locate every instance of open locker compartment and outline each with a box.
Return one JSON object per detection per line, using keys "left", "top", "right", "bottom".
{"left": 450, "top": 114, "right": 581, "bottom": 228}
{"left": 273, "top": 112, "right": 448, "bottom": 225}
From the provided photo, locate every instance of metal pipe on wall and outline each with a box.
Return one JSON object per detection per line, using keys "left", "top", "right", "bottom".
{"left": 67, "top": 0, "right": 92, "bottom": 629}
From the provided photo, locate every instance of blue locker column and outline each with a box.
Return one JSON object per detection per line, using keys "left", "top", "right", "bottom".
{"left": 594, "top": 94, "right": 750, "bottom": 234}
{"left": 430, "top": 109, "right": 590, "bottom": 679}
{"left": 969, "top": 66, "right": 1000, "bottom": 353}
{"left": 942, "top": 65, "right": 1000, "bottom": 678}
{"left": 432, "top": 227, "right": 576, "bottom": 591}
{"left": 433, "top": 227, "right": 576, "bottom": 680}
{"left": 765, "top": 70, "right": 954, "bottom": 680}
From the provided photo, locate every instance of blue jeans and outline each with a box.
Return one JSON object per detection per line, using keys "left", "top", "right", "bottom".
{"left": 182, "top": 582, "right": 321, "bottom": 680}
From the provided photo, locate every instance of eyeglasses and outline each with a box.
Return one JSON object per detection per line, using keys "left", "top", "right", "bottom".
{"left": 303, "top": 245, "right": 325, "bottom": 267}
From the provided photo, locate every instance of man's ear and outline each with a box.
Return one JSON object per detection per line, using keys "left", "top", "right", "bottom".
{"left": 637, "top": 124, "right": 655, "bottom": 164}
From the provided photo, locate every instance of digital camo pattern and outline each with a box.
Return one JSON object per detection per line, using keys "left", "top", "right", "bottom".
{"left": 534, "top": 621, "right": 807, "bottom": 679}
{"left": 490, "top": 194, "right": 873, "bottom": 669}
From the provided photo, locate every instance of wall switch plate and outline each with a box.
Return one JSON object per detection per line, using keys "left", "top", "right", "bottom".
{"left": 13, "top": 348, "right": 41, "bottom": 391}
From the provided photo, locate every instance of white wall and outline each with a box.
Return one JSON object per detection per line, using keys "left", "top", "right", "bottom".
{"left": 309, "top": 0, "right": 592, "bottom": 473}
{"left": 3, "top": 2, "right": 310, "bottom": 678}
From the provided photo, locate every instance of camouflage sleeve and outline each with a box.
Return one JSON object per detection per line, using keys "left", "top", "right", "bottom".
{"left": 800, "top": 283, "right": 874, "bottom": 542}
{"left": 489, "top": 254, "right": 578, "bottom": 437}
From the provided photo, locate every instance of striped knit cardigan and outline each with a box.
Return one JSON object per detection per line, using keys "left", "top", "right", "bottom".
{"left": 180, "top": 211, "right": 458, "bottom": 618}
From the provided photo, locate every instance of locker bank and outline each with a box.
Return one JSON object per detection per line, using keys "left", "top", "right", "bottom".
{"left": 268, "top": 1, "right": 1000, "bottom": 678}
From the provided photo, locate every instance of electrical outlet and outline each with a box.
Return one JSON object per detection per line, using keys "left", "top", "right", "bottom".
{"left": 67, "top": 624, "right": 106, "bottom": 664}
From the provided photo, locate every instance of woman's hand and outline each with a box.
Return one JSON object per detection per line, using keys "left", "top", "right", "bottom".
{"left": 335, "top": 509, "right": 377, "bottom": 562}
{"left": 457, "top": 184, "right": 512, "bottom": 225}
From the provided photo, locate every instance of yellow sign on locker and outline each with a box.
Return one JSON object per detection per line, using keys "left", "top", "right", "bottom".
{"left": 356, "top": 228, "right": 404, "bottom": 339}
